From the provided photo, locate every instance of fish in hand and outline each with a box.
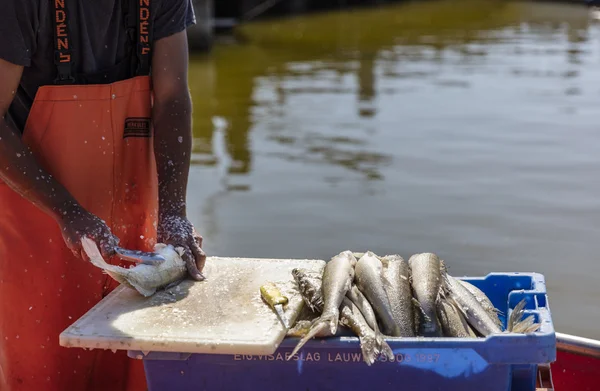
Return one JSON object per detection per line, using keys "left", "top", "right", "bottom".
{"left": 81, "top": 236, "right": 190, "bottom": 297}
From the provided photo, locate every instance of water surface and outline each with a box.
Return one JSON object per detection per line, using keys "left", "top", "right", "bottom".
{"left": 186, "top": 0, "right": 600, "bottom": 338}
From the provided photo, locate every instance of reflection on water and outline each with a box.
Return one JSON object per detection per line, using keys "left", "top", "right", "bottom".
{"left": 185, "top": 0, "right": 600, "bottom": 338}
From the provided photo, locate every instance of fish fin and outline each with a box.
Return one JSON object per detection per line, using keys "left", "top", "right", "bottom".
{"left": 511, "top": 315, "right": 540, "bottom": 334}
{"left": 440, "top": 273, "right": 453, "bottom": 297}
{"left": 288, "top": 320, "right": 330, "bottom": 359}
{"left": 372, "top": 319, "right": 393, "bottom": 360}
{"left": 492, "top": 312, "right": 503, "bottom": 328}
{"left": 326, "top": 312, "right": 339, "bottom": 335}
{"left": 439, "top": 259, "right": 448, "bottom": 275}
{"left": 312, "top": 296, "right": 325, "bottom": 314}
{"left": 451, "top": 300, "right": 476, "bottom": 338}
{"left": 507, "top": 299, "right": 527, "bottom": 332}
{"left": 129, "top": 280, "right": 157, "bottom": 297}
{"left": 358, "top": 335, "right": 379, "bottom": 366}
{"left": 508, "top": 299, "right": 541, "bottom": 334}
{"left": 81, "top": 237, "right": 112, "bottom": 270}
{"left": 411, "top": 298, "right": 431, "bottom": 323}
{"left": 446, "top": 295, "right": 470, "bottom": 323}
{"left": 371, "top": 315, "right": 385, "bottom": 350}
{"left": 81, "top": 237, "right": 132, "bottom": 286}
{"left": 104, "top": 271, "right": 133, "bottom": 288}
{"left": 494, "top": 308, "right": 505, "bottom": 317}
{"left": 379, "top": 338, "right": 394, "bottom": 361}
{"left": 286, "top": 320, "right": 316, "bottom": 338}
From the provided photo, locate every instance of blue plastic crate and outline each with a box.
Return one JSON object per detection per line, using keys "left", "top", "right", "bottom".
{"left": 130, "top": 272, "right": 556, "bottom": 391}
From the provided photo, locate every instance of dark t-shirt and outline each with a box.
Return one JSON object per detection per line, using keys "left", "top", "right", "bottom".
{"left": 0, "top": 0, "right": 196, "bottom": 133}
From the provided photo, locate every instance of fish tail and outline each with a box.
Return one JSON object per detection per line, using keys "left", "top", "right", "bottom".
{"left": 511, "top": 315, "right": 540, "bottom": 334}
{"left": 358, "top": 335, "right": 378, "bottom": 366}
{"left": 81, "top": 237, "right": 131, "bottom": 287}
{"left": 81, "top": 237, "right": 110, "bottom": 268}
{"left": 288, "top": 320, "right": 330, "bottom": 359}
{"left": 376, "top": 334, "right": 394, "bottom": 361}
{"left": 412, "top": 298, "right": 431, "bottom": 323}
{"left": 321, "top": 310, "right": 339, "bottom": 335}
{"left": 507, "top": 298, "right": 541, "bottom": 334}
{"left": 507, "top": 299, "right": 527, "bottom": 332}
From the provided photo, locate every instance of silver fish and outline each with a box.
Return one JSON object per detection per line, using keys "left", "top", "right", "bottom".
{"left": 444, "top": 274, "right": 502, "bottom": 335}
{"left": 292, "top": 268, "right": 325, "bottom": 314}
{"left": 437, "top": 298, "right": 476, "bottom": 338}
{"left": 355, "top": 252, "right": 401, "bottom": 336}
{"left": 288, "top": 269, "right": 332, "bottom": 339}
{"left": 346, "top": 285, "right": 380, "bottom": 334}
{"left": 289, "top": 251, "right": 357, "bottom": 357}
{"left": 444, "top": 274, "right": 540, "bottom": 335}
{"left": 81, "top": 237, "right": 188, "bottom": 297}
{"left": 458, "top": 279, "right": 502, "bottom": 328}
{"left": 381, "top": 254, "right": 415, "bottom": 337}
{"left": 287, "top": 320, "right": 333, "bottom": 338}
{"left": 408, "top": 253, "right": 444, "bottom": 337}
{"left": 339, "top": 297, "right": 394, "bottom": 366}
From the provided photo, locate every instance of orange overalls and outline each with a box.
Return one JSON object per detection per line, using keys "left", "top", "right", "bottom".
{"left": 0, "top": 0, "right": 158, "bottom": 390}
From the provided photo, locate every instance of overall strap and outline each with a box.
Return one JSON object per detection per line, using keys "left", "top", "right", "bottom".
{"left": 136, "top": 0, "right": 153, "bottom": 76}
{"left": 51, "top": 0, "right": 75, "bottom": 84}
{"left": 123, "top": 0, "right": 154, "bottom": 77}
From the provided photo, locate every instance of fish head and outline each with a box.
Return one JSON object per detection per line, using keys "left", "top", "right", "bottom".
{"left": 335, "top": 250, "right": 358, "bottom": 268}
{"left": 361, "top": 251, "right": 383, "bottom": 271}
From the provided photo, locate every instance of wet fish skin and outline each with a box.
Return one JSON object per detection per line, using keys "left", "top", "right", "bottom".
{"left": 339, "top": 297, "right": 394, "bottom": 366}
{"left": 81, "top": 237, "right": 188, "bottom": 297}
{"left": 319, "top": 250, "right": 358, "bottom": 334}
{"left": 354, "top": 251, "right": 401, "bottom": 337}
{"left": 289, "top": 269, "right": 334, "bottom": 340}
{"left": 458, "top": 279, "right": 502, "bottom": 328}
{"left": 408, "top": 253, "right": 444, "bottom": 337}
{"left": 381, "top": 254, "right": 415, "bottom": 337}
{"left": 437, "top": 298, "right": 476, "bottom": 338}
{"left": 445, "top": 274, "right": 541, "bottom": 336}
{"left": 346, "top": 285, "right": 379, "bottom": 335}
{"left": 289, "top": 252, "right": 357, "bottom": 358}
{"left": 292, "top": 268, "right": 325, "bottom": 314}
{"left": 444, "top": 274, "right": 502, "bottom": 336}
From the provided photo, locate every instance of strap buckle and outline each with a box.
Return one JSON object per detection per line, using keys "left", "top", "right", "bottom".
{"left": 53, "top": 50, "right": 75, "bottom": 84}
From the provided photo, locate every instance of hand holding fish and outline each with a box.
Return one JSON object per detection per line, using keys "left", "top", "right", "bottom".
{"left": 58, "top": 201, "right": 120, "bottom": 260}
{"left": 157, "top": 213, "right": 206, "bottom": 281}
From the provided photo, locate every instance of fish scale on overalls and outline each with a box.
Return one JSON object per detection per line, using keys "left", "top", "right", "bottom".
{"left": 0, "top": 0, "right": 157, "bottom": 390}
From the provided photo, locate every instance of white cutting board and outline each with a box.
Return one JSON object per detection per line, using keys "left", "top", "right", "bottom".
{"left": 59, "top": 256, "right": 325, "bottom": 356}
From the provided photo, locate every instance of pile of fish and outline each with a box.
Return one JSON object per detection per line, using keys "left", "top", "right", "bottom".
{"left": 283, "top": 251, "right": 540, "bottom": 366}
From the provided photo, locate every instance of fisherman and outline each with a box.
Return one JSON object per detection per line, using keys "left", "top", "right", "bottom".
{"left": 0, "top": 1, "right": 206, "bottom": 390}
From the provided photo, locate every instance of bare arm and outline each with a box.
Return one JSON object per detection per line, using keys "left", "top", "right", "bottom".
{"left": 152, "top": 31, "right": 206, "bottom": 280}
{"left": 0, "top": 59, "right": 79, "bottom": 220}
{"left": 0, "top": 58, "right": 119, "bottom": 258}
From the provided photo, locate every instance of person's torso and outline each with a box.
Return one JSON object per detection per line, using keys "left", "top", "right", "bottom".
{"left": 8, "top": 0, "right": 156, "bottom": 133}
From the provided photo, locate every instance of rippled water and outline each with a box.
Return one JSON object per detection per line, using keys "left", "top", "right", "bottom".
{"left": 185, "top": 0, "right": 600, "bottom": 338}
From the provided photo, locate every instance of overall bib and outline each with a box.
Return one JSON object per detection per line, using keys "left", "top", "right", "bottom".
{"left": 0, "top": 0, "right": 158, "bottom": 389}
